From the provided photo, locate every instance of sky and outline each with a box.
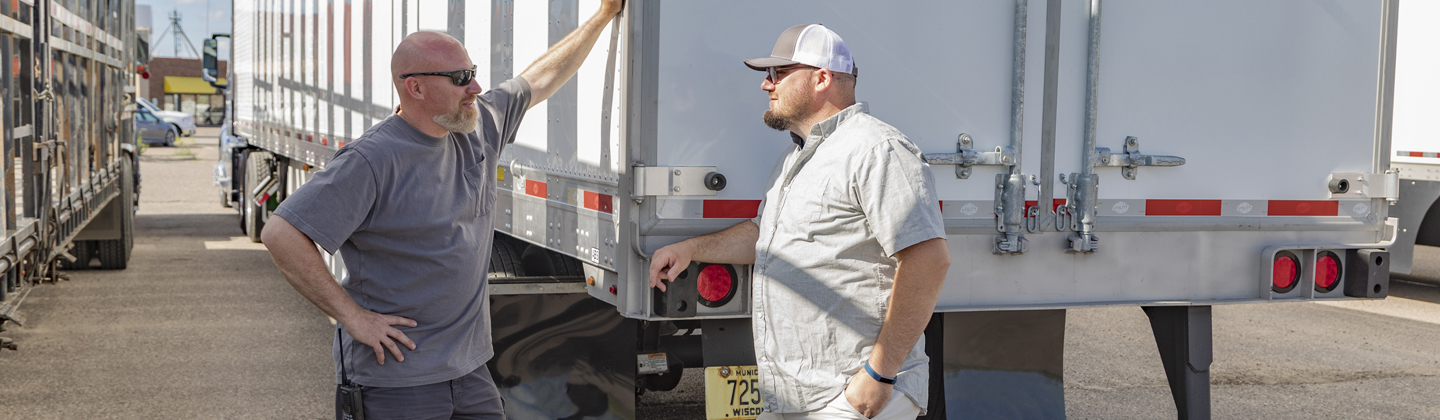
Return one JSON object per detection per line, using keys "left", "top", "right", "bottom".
{"left": 138, "top": 0, "right": 232, "bottom": 59}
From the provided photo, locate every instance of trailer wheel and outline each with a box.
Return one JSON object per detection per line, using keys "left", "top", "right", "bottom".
{"left": 59, "top": 241, "right": 92, "bottom": 270}
{"left": 489, "top": 235, "right": 526, "bottom": 279}
{"left": 243, "top": 150, "right": 271, "bottom": 243}
{"left": 95, "top": 157, "right": 136, "bottom": 270}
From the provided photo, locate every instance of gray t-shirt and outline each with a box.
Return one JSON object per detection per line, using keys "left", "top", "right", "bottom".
{"left": 273, "top": 78, "right": 530, "bottom": 388}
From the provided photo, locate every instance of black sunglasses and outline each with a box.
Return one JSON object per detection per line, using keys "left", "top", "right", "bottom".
{"left": 399, "top": 66, "right": 477, "bottom": 86}
{"left": 766, "top": 64, "right": 814, "bottom": 84}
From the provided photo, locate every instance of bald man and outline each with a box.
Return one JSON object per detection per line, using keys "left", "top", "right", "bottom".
{"left": 260, "top": 2, "right": 622, "bottom": 418}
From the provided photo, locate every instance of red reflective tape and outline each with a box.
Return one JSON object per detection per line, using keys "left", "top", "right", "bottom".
{"left": 1412, "top": 152, "right": 1426, "bottom": 157}
{"left": 1024, "top": 199, "right": 1068, "bottom": 211}
{"left": 583, "top": 191, "right": 614, "bottom": 214}
{"left": 703, "top": 200, "right": 762, "bottom": 219}
{"left": 1267, "top": 200, "right": 1338, "bottom": 216}
{"left": 337, "top": 141, "right": 346, "bottom": 148}
{"left": 1146, "top": 200, "right": 1221, "bottom": 216}
{"left": 525, "top": 180, "right": 547, "bottom": 198}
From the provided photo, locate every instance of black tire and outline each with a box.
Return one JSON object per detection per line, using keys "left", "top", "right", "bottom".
{"left": 95, "top": 158, "right": 135, "bottom": 270}
{"left": 59, "top": 241, "right": 92, "bottom": 270}
{"left": 163, "top": 129, "right": 176, "bottom": 147}
{"left": 243, "top": 150, "right": 270, "bottom": 243}
{"left": 519, "top": 244, "right": 584, "bottom": 277}
{"left": 488, "top": 235, "right": 527, "bottom": 279}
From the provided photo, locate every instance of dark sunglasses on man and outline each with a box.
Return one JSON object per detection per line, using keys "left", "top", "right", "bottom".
{"left": 766, "top": 64, "right": 813, "bottom": 84}
{"left": 399, "top": 66, "right": 477, "bottom": 86}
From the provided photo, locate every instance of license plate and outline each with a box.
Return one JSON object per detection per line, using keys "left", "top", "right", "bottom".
{"left": 704, "top": 366, "right": 765, "bottom": 419}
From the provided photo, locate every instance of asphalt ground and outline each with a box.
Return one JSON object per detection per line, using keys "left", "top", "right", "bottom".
{"left": 0, "top": 128, "right": 334, "bottom": 419}
{"left": 0, "top": 127, "right": 1438, "bottom": 419}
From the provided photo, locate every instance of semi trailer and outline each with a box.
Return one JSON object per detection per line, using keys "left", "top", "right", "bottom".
{"left": 0, "top": 0, "right": 143, "bottom": 346}
{"left": 1389, "top": 1, "right": 1440, "bottom": 280}
{"left": 211, "top": 1, "right": 1404, "bottom": 418}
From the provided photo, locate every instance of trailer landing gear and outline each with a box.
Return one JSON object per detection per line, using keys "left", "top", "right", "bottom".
{"left": 1143, "top": 305, "right": 1212, "bottom": 420}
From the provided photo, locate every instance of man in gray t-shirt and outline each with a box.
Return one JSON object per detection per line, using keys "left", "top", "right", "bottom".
{"left": 261, "top": 3, "right": 621, "bottom": 417}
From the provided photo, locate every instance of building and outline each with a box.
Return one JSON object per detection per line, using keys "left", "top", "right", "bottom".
{"left": 144, "top": 57, "right": 228, "bottom": 125}
{"left": 136, "top": 4, "right": 151, "bottom": 102}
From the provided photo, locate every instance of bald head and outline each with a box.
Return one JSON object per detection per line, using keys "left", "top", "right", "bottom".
{"left": 390, "top": 30, "right": 484, "bottom": 137}
{"left": 391, "top": 31, "right": 468, "bottom": 84}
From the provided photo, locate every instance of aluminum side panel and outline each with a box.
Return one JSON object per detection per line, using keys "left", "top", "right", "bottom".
{"left": 1054, "top": 0, "right": 1385, "bottom": 199}
{"left": 653, "top": 1, "right": 1040, "bottom": 201}
{"left": 461, "top": 0, "right": 492, "bottom": 87}
{"left": 235, "top": 0, "right": 256, "bottom": 126}
{"left": 499, "top": 0, "right": 623, "bottom": 185}
{"left": 1392, "top": 0, "right": 1440, "bottom": 166}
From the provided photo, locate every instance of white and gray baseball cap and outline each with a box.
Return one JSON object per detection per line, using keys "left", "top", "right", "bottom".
{"left": 744, "top": 24, "right": 857, "bottom": 76}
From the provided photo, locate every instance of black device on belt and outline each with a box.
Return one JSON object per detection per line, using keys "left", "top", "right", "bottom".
{"left": 336, "top": 328, "right": 365, "bottom": 420}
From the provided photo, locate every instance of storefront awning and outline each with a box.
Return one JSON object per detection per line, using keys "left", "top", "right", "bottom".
{"left": 163, "top": 76, "right": 226, "bottom": 94}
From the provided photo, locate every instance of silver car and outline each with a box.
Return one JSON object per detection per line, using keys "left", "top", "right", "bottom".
{"left": 136, "top": 97, "right": 196, "bottom": 137}
{"left": 136, "top": 109, "right": 179, "bottom": 147}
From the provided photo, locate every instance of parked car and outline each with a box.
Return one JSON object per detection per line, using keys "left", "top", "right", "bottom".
{"left": 136, "top": 97, "right": 196, "bottom": 137}
{"left": 136, "top": 109, "right": 178, "bottom": 147}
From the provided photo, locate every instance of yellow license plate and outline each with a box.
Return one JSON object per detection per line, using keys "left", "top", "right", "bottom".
{"left": 704, "top": 366, "right": 765, "bottom": 419}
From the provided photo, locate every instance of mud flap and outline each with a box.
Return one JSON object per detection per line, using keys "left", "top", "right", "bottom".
{"left": 489, "top": 293, "right": 637, "bottom": 419}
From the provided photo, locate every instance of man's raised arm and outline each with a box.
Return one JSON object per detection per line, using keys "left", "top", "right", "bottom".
{"left": 518, "top": 0, "right": 623, "bottom": 108}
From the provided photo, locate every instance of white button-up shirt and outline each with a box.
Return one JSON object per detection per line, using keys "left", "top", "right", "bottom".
{"left": 751, "top": 103, "right": 945, "bottom": 414}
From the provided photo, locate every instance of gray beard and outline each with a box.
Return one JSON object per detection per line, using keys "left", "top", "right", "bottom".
{"left": 433, "top": 106, "right": 479, "bottom": 133}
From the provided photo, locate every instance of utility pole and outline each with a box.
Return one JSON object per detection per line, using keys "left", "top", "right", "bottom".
{"left": 150, "top": 10, "right": 200, "bottom": 58}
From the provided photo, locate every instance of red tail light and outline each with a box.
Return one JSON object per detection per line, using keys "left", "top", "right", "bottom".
{"left": 697, "top": 264, "right": 737, "bottom": 307}
{"left": 1272, "top": 251, "right": 1300, "bottom": 294}
{"left": 1315, "top": 251, "right": 1342, "bottom": 293}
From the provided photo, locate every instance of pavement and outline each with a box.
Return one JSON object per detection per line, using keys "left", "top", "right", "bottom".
{"left": 0, "top": 126, "right": 1438, "bottom": 419}
{"left": 0, "top": 128, "right": 334, "bottom": 419}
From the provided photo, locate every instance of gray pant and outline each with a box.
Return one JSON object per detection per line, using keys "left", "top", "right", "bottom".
{"left": 338, "top": 364, "right": 506, "bottom": 420}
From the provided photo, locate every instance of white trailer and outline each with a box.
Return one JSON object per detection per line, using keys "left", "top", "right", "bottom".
{"left": 1389, "top": 1, "right": 1440, "bottom": 278}
{"left": 211, "top": 1, "right": 1402, "bottom": 418}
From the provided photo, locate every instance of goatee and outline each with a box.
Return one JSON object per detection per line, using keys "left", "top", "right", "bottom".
{"left": 761, "top": 93, "right": 812, "bottom": 132}
{"left": 434, "top": 100, "right": 480, "bottom": 133}
{"left": 763, "top": 110, "right": 788, "bottom": 131}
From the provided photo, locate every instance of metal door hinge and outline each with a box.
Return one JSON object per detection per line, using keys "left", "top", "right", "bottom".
{"left": 1059, "top": 172, "right": 1100, "bottom": 253}
{"left": 1327, "top": 172, "right": 1398, "bottom": 201}
{"left": 1095, "top": 136, "right": 1185, "bottom": 180}
{"left": 923, "top": 133, "right": 1017, "bottom": 179}
{"left": 632, "top": 166, "right": 727, "bottom": 197}
{"left": 992, "top": 172, "right": 1029, "bottom": 254}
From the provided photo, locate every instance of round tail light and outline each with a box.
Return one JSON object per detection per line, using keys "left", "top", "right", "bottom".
{"left": 697, "top": 264, "right": 737, "bottom": 307}
{"left": 1314, "top": 251, "right": 1342, "bottom": 293}
{"left": 1272, "top": 251, "right": 1300, "bottom": 294}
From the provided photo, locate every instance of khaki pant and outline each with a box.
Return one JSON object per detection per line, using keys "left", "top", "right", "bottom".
{"left": 757, "top": 389, "right": 921, "bottom": 420}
